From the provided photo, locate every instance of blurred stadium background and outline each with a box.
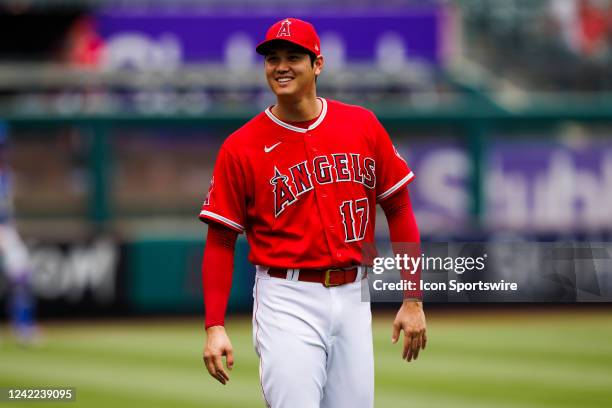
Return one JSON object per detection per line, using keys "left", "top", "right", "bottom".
{"left": 1, "top": 0, "right": 612, "bottom": 406}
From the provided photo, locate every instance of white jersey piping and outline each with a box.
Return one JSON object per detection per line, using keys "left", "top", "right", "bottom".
{"left": 376, "top": 171, "right": 415, "bottom": 201}
{"left": 264, "top": 98, "right": 328, "bottom": 133}
{"left": 199, "top": 210, "right": 245, "bottom": 232}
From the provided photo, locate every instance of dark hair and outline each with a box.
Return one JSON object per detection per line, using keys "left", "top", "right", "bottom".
{"left": 263, "top": 41, "right": 317, "bottom": 67}
{"left": 308, "top": 52, "right": 316, "bottom": 67}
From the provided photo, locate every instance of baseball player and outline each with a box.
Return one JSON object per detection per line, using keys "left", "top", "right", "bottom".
{"left": 0, "top": 123, "right": 37, "bottom": 344}
{"left": 200, "top": 18, "right": 426, "bottom": 407}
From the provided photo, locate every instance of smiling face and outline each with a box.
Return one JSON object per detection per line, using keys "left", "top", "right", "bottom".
{"left": 264, "top": 42, "right": 323, "bottom": 101}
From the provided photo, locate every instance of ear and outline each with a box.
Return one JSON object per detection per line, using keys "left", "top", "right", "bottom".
{"left": 314, "top": 55, "right": 324, "bottom": 76}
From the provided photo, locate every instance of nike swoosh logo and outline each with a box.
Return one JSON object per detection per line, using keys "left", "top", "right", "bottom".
{"left": 264, "top": 142, "right": 282, "bottom": 153}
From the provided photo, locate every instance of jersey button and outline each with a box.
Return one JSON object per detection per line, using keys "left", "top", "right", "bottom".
{"left": 336, "top": 251, "right": 342, "bottom": 257}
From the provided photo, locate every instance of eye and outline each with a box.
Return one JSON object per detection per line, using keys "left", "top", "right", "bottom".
{"left": 266, "top": 56, "right": 278, "bottom": 63}
{"left": 288, "top": 55, "right": 300, "bottom": 62}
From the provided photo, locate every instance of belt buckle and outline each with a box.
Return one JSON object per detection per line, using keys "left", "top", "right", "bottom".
{"left": 324, "top": 268, "right": 342, "bottom": 287}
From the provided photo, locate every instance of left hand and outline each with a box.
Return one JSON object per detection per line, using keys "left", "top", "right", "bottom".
{"left": 391, "top": 300, "right": 427, "bottom": 362}
{"left": 203, "top": 326, "right": 234, "bottom": 385}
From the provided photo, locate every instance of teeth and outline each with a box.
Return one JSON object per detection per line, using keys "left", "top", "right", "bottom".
{"left": 278, "top": 78, "right": 292, "bottom": 83}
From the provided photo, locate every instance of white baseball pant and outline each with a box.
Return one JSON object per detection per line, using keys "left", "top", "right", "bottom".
{"left": 252, "top": 266, "right": 374, "bottom": 408}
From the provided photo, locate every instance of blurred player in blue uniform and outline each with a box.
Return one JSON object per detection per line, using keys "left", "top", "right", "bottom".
{"left": 0, "top": 121, "right": 37, "bottom": 344}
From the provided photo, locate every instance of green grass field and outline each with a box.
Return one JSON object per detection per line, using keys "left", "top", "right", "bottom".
{"left": 1, "top": 310, "right": 612, "bottom": 408}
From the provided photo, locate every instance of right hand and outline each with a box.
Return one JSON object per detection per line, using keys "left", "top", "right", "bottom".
{"left": 203, "top": 325, "right": 234, "bottom": 385}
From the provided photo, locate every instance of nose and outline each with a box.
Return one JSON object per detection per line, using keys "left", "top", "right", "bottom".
{"left": 275, "top": 58, "right": 290, "bottom": 73}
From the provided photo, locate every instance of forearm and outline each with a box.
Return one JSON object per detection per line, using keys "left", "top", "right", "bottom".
{"left": 202, "top": 223, "right": 238, "bottom": 329}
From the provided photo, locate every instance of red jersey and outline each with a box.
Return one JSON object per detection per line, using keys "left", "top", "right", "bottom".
{"left": 199, "top": 98, "right": 414, "bottom": 268}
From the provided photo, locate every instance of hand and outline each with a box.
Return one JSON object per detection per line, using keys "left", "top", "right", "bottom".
{"left": 203, "top": 325, "right": 234, "bottom": 385}
{"left": 391, "top": 300, "right": 427, "bottom": 362}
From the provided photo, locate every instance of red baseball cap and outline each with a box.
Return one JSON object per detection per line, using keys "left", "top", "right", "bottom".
{"left": 256, "top": 18, "right": 321, "bottom": 57}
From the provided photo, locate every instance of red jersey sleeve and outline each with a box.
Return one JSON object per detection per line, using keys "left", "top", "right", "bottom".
{"left": 198, "top": 146, "right": 247, "bottom": 233}
{"left": 380, "top": 188, "right": 422, "bottom": 300}
{"left": 370, "top": 111, "right": 415, "bottom": 202}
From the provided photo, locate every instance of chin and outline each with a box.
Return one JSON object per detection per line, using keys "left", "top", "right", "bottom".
{"left": 272, "top": 87, "right": 297, "bottom": 98}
